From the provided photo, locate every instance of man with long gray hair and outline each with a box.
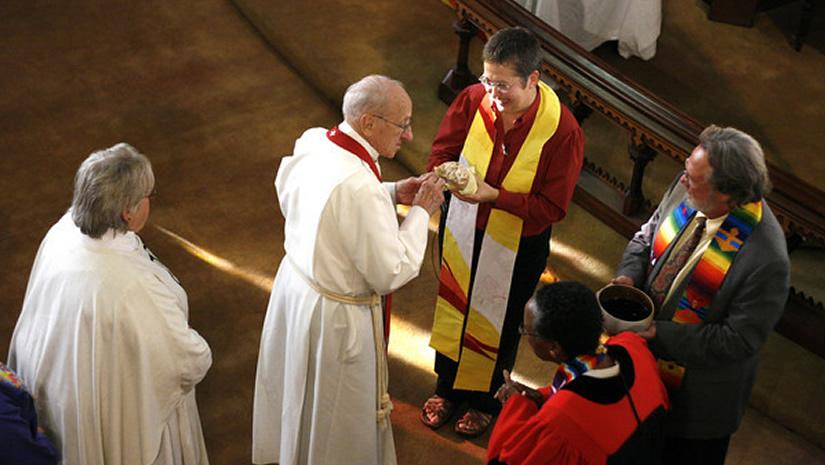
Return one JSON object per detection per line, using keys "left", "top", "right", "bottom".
{"left": 9, "top": 143, "right": 213, "bottom": 465}
{"left": 252, "top": 75, "right": 444, "bottom": 465}
{"left": 613, "top": 125, "right": 790, "bottom": 465}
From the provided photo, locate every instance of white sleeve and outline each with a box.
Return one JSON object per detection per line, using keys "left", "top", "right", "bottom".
{"left": 127, "top": 277, "right": 213, "bottom": 393}
{"left": 335, "top": 175, "right": 430, "bottom": 295}
{"left": 382, "top": 181, "right": 397, "bottom": 204}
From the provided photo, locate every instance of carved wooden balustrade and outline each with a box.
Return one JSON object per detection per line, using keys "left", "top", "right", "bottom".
{"left": 440, "top": 0, "right": 825, "bottom": 357}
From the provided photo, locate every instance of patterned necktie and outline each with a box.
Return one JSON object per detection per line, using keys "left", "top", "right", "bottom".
{"left": 649, "top": 216, "right": 707, "bottom": 310}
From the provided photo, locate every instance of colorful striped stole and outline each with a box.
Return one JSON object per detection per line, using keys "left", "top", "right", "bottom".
{"left": 551, "top": 349, "right": 608, "bottom": 394}
{"left": 429, "top": 81, "right": 561, "bottom": 391}
{"left": 651, "top": 199, "right": 762, "bottom": 388}
{"left": 651, "top": 200, "right": 762, "bottom": 324}
{"left": 1, "top": 362, "right": 24, "bottom": 389}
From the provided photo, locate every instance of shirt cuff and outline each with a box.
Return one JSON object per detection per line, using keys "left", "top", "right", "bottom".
{"left": 407, "top": 205, "right": 430, "bottom": 220}
{"left": 383, "top": 181, "right": 397, "bottom": 204}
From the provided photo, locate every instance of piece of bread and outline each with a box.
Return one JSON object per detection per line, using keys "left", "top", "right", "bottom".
{"left": 434, "top": 161, "right": 478, "bottom": 195}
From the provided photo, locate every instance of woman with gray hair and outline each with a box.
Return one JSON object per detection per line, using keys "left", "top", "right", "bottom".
{"left": 8, "top": 143, "right": 212, "bottom": 465}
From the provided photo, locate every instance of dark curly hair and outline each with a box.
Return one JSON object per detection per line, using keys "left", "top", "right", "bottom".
{"left": 531, "top": 281, "right": 603, "bottom": 358}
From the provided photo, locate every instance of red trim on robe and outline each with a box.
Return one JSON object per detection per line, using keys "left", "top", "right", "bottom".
{"left": 327, "top": 126, "right": 391, "bottom": 343}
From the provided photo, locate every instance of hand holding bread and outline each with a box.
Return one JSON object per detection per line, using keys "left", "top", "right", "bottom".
{"left": 434, "top": 161, "right": 478, "bottom": 195}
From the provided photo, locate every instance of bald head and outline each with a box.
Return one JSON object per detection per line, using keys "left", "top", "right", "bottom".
{"left": 342, "top": 75, "right": 413, "bottom": 158}
{"left": 342, "top": 75, "right": 405, "bottom": 125}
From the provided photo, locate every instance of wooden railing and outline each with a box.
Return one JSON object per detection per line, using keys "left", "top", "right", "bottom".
{"left": 440, "top": 0, "right": 825, "bottom": 357}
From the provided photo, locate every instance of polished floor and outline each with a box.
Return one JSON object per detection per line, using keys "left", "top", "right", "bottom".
{"left": 1, "top": 1, "right": 824, "bottom": 464}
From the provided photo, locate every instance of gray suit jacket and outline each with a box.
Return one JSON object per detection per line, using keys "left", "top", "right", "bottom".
{"left": 617, "top": 179, "right": 790, "bottom": 439}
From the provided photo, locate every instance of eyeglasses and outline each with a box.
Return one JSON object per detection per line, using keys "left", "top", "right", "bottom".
{"left": 518, "top": 323, "right": 541, "bottom": 338}
{"left": 147, "top": 188, "right": 158, "bottom": 200}
{"left": 370, "top": 114, "right": 412, "bottom": 132}
{"left": 681, "top": 168, "right": 708, "bottom": 188}
{"left": 479, "top": 75, "right": 517, "bottom": 92}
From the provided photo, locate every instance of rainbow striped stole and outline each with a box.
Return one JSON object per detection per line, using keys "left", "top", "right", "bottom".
{"left": 650, "top": 200, "right": 763, "bottom": 324}
{"left": 0, "top": 362, "right": 24, "bottom": 389}
{"left": 429, "top": 81, "right": 561, "bottom": 391}
{"left": 551, "top": 350, "right": 608, "bottom": 393}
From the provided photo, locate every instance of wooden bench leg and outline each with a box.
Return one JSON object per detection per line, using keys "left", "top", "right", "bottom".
{"left": 793, "top": 0, "right": 815, "bottom": 51}
{"left": 439, "top": 18, "right": 478, "bottom": 104}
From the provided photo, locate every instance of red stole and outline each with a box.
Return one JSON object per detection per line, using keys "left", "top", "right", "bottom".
{"left": 327, "top": 126, "right": 382, "bottom": 181}
{"left": 326, "top": 126, "right": 392, "bottom": 343}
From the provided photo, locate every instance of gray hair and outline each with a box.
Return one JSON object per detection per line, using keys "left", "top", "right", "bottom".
{"left": 341, "top": 74, "right": 404, "bottom": 124}
{"left": 71, "top": 143, "right": 154, "bottom": 238}
{"left": 700, "top": 125, "right": 771, "bottom": 207}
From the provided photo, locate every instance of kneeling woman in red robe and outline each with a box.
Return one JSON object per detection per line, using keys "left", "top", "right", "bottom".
{"left": 487, "top": 281, "right": 669, "bottom": 465}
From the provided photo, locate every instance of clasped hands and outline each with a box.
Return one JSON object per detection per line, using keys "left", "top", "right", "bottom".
{"left": 494, "top": 369, "right": 544, "bottom": 407}
{"left": 396, "top": 172, "right": 445, "bottom": 215}
{"left": 396, "top": 168, "right": 499, "bottom": 215}
{"left": 404, "top": 170, "right": 498, "bottom": 203}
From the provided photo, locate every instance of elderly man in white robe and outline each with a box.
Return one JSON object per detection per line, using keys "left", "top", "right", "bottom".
{"left": 252, "top": 75, "right": 445, "bottom": 465}
{"left": 9, "top": 143, "right": 212, "bottom": 465}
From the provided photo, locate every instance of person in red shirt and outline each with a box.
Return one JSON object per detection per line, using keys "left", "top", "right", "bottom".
{"left": 488, "top": 282, "right": 669, "bottom": 465}
{"left": 422, "top": 27, "right": 584, "bottom": 437}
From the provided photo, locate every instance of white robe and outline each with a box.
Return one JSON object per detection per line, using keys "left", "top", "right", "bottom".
{"left": 518, "top": 0, "right": 662, "bottom": 60}
{"left": 8, "top": 213, "right": 212, "bottom": 465}
{"left": 252, "top": 123, "right": 430, "bottom": 465}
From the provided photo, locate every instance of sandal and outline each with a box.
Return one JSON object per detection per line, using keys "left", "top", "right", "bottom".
{"left": 454, "top": 408, "right": 493, "bottom": 438}
{"left": 420, "top": 394, "right": 456, "bottom": 429}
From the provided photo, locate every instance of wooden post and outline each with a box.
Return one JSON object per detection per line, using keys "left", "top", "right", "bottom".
{"left": 624, "top": 142, "right": 657, "bottom": 215}
{"left": 572, "top": 101, "right": 594, "bottom": 124}
{"left": 793, "top": 0, "right": 815, "bottom": 51}
{"left": 439, "top": 18, "right": 478, "bottom": 105}
{"left": 786, "top": 232, "right": 805, "bottom": 253}
{"left": 707, "top": 0, "right": 760, "bottom": 27}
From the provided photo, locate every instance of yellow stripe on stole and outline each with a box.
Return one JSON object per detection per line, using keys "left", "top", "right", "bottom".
{"left": 703, "top": 251, "right": 730, "bottom": 271}
{"left": 430, "top": 228, "right": 473, "bottom": 360}
{"left": 483, "top": 209, "right": 522, "bottom": 252}
{"left": 453, "top": 350, "right": 498, "bottom": 391}
{"left": 463, "top": 100, "right": 495, "bottom": 178}
{"left": 453, "top": 305, "right": 502, "bottom": 390}
{"left": 453, "top": 349, "right": 496, "bottom": 392}
{"left": 468, "top": 81, "right": 562, "bottom": 252}
{"left": 441, "top": 227, "right": 473, "bottom": 293}
{"left": 502, "top": 81, "right": 561, "bottom": 193}
{"left": 430, "top": 297, "right": 465, "bottom": 361}
{"left": 464, "top": 307, "right": 502, "bottom": 356}
{"left": 453, "top": 81, "right": 562, "bottom": 391}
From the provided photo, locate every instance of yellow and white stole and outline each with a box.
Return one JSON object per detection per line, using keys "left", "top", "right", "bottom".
{"left": 429, "top": 81, "right": 561, "bottom": 391}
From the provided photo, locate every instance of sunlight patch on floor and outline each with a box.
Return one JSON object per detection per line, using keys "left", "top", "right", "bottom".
{"left": 550, "top": 237, "right": 614, "bottom": 283}
{"left": 153, "top": 224, "right": 274, "bottom": 292}
{"left": 389, "top": 315, "right": 544, "bottom": 389}
{"left": 154, "top": 221, "right": 551, "bottom": 390}
{"left": 389, "top": 316, "right": 437, "bottom": 371}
